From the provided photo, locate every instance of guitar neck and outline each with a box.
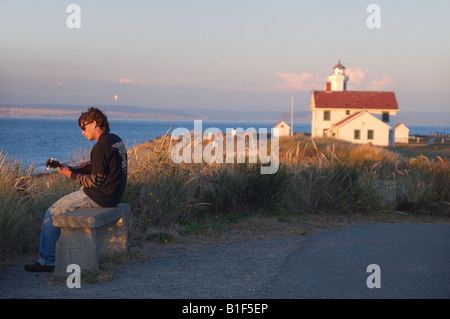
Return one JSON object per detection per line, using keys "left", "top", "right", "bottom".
{"left": 46, "top": 159, "right": 91, "bottom": 174}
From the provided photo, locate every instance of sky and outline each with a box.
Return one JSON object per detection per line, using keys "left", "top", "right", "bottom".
{"left": 1, "top": 0, "right": 449, "bottom": 117}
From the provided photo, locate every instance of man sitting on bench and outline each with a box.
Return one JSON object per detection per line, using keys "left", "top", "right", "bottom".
{"left": 25, "top": 107, "right": 128, "bottom": 272}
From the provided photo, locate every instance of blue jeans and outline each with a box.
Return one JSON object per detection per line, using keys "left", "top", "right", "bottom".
{"left": 38, "top": 188, "right": 99, "bottom": 266}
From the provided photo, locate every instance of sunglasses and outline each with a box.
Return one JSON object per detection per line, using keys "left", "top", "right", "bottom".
{"left": 80, "top": 122, "right": 93, "bottom": 131}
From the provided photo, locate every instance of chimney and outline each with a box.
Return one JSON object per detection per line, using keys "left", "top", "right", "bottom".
{"left": 326, "top": 82, "right": 332, "bottom": 91}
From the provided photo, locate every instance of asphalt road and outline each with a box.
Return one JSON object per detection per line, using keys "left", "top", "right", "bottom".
{"left": 1, "top": 223, "right": 449, "bottom": 299}
{"left": 262, "top": 223, "right": 450, "bottom": 298}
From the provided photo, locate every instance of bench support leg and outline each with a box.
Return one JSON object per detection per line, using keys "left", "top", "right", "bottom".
{"left": 55, "top": 218, "right": 127, "bottom": 275}
{"left": 55, "top": 227, "right": 98, "bottom": 275}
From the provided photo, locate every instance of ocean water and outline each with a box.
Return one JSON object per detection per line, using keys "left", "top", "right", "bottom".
{"left": 0, "top": 117, "right": 310, "bottom": 172}
{"left": 0, "top": 117, "right": 448, "bottom": 173}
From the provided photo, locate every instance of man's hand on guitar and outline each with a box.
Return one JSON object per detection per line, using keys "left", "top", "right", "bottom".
{"left": 57, "top": 163, "right": 72, "bottom": 178}
{"left": 46, "top": 158, "right": 91, "bottom": 175}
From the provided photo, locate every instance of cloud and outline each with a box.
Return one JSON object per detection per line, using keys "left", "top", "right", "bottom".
{"left": 341, "top": 68, "right": 396, "bottom": 91}
{"left": 252, "top": 72, "right": 326, "bottom": 92}
{"left": 248, "top": 67, "right": 396, "bottom": 92}
{"left": 276, "top": 72, "right": 326, "bottom": 91}
{"left": 368, "top": 75, "right": 396, "bottom": 90}
{"left": 345, "top": 68, "right": 368, "bottom": 84}
{"left": 119, "top": 78, "right": 132, "bottom": 83}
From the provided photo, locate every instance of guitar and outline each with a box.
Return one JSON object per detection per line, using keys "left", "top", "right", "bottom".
{"left": 45, "top": 158, "right": 92, "bottom": 174}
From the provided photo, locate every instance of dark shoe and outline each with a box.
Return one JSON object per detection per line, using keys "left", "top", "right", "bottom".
{"left": 24, "top": 262, "right": 55, "bottom": 273}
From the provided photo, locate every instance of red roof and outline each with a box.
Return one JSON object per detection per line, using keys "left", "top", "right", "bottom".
{"left": 331, "top": 111, "right": 364, "bottom": 127}
{"left": 312, "top": 91, "right": 398, "bottom": 110}
{"left": 333, "top": 60, "right": 345, "bottom": 70}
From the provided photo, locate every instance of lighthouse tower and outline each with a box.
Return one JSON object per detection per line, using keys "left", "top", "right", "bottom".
{"left": 326, "top": 60, "right": 349, "bottom": 91}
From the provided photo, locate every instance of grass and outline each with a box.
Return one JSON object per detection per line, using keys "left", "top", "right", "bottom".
{"left": 1, "top": 132, "right": 449, "bottom": 261}
{"left": 394, "top": 143, "right": 450, "bottom": 160}
{"left": 0, "top": 152, "right": 38, "bottom": 255}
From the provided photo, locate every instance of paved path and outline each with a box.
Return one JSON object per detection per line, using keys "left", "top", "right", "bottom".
{"left": 1, "top": 223, "right": 449, "bottom": 299}
{"left": 262, "top": 223, "right": 450, "bottom": 298}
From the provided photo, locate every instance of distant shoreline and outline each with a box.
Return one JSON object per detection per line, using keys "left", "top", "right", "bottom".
{"left": 1, "top": 103, "right": 449, "bottom": 124}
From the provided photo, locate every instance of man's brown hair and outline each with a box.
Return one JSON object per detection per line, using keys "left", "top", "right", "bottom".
{"left": 78, "top": 107, "right": 110, "bottom": 133}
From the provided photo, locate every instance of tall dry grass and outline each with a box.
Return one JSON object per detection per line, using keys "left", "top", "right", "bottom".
{"left": 0, "top": 151, "right": 81, "bottom": 257}
{"left": 1, "top": 132, "right": 448, "bottom": 256}
{"left": 0, "top": 152, "right": 39, "bottom": 255}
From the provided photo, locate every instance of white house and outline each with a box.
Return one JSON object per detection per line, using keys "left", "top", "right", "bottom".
{"left": 310, "top": 61, "right": 399, "bottom": 146}
{"left": 273, "top": 120, "right": 290, "bottom": 137}
{"left": 325, "top": 111, "right": 391, "bottom": 146}
{"left": 395, "top": 123, "right": 410, "bottom": 144}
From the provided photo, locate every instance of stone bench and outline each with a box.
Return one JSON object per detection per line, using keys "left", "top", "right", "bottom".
{"left": 52, "top": 203, "right": 131, "bottom": 275}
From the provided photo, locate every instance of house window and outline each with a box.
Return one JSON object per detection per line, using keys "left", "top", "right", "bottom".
{"left": 368, "top": 130, "right": 374, "bottom": 140}
{"left": 354, "top": 129, "right": 361, "bottom": 140}
{"left": 323, "top": 110, "right": 331, "bottom": 121}
{"left": 382, "top": 112, "right": 390, "bottom": 122}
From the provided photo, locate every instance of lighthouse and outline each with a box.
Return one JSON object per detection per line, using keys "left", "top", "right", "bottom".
{"left": 326, "top": 60, "right": 349, "bottom": 91}
{"left": 310, "top": 60, "right": 399, "bottom": 146}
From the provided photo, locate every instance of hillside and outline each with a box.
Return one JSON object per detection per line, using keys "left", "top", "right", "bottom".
{"left": 0, "top": 104, "right": 194, "bottom": 120}
{"left": 0, "top": 103, "right": 447, "bottom": 123}
{"left": 0, "top": 103, "right": 310, "bottom": 122}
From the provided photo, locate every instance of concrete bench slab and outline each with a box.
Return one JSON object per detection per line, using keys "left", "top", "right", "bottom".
{"left": 53, "top": 203, "right": 131, "bottom": 274}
